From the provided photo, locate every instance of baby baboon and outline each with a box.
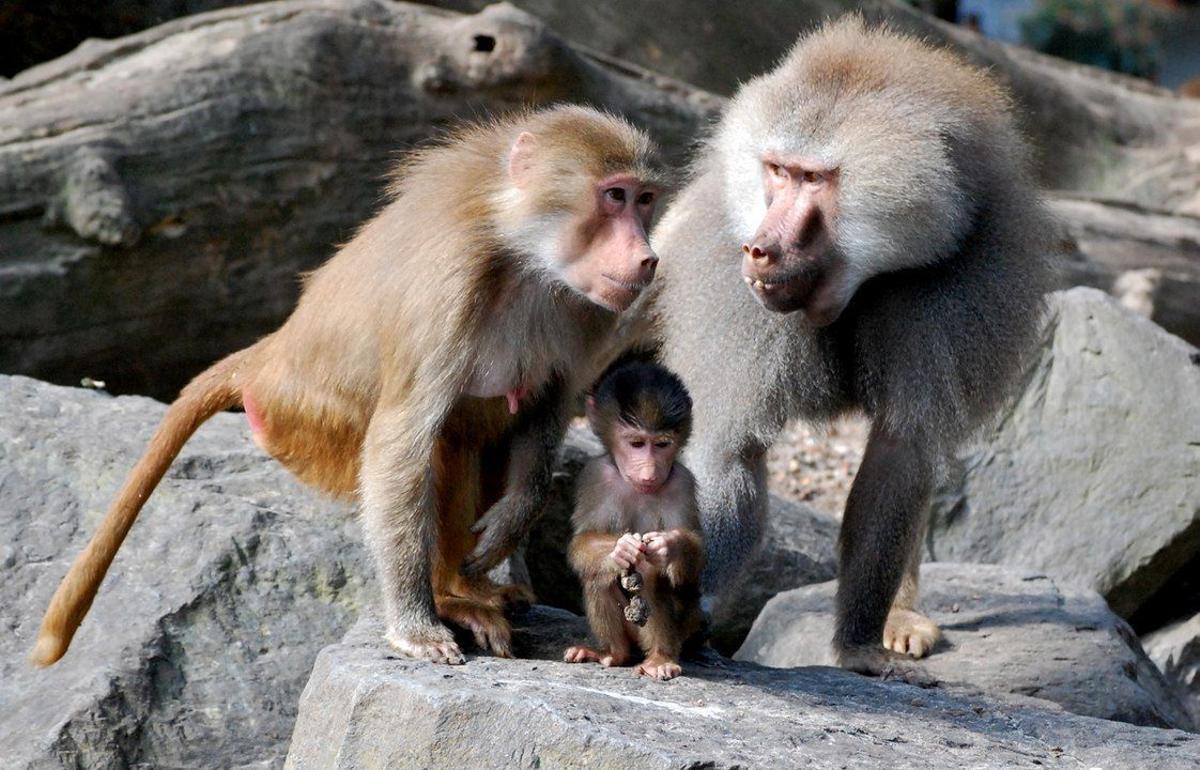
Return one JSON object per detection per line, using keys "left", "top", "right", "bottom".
{"left": 564, "top": 359, "right": 704, "bottom": 681}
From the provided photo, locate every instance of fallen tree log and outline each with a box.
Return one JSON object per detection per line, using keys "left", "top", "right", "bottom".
{"left": 0, "top": 0, "right": 719, "bottom": 399}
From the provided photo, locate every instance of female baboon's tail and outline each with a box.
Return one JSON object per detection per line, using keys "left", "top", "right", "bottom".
{"left": 30, "top": 349, "right": 249, "bottom": 666}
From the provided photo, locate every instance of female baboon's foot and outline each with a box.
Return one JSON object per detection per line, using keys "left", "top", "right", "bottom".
{"left": 635, "top": 652, "right": 682, "bottom": 681}
{"left": 836, "top": 643, "right": 936, "bottom": 687}
{"left": 490, "top": 582, "right": 536, "bottom": 613}
{"left": 883, "top": 608, "right": 942, "bottom": 658}
{"left": 436, "top": 596, "right": 513, "bottom": 657}
{"left": 385, "top": 622, "right": 465, "bottom": 665}
{"left": 449, "top": 576, "right": 535, "bottom": 614}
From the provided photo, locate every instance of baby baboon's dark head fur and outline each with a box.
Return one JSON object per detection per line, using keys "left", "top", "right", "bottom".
{"left": 589, "top": 358, "right": 693, "bottom": 447}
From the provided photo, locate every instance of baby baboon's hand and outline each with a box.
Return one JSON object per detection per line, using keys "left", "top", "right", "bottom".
{"left": 609, "top": 533, "right": 645, "bottom": 570}
{"left": 642, "top": 530, "right": 681, "bottom": 566}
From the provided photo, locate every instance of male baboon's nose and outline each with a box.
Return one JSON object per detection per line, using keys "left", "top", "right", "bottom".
{"left": 742, "top": 243, "right": 776, "bottom": 263}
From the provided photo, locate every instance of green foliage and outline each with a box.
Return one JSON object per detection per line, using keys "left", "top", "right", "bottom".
{"left": 1020, "top": 0, "right": 1168, "bottom": 79}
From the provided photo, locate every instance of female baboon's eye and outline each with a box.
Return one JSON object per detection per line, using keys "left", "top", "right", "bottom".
{"left": 637, "top": 191, "right": 655, "bottom": 206}
{"left": 605, "top": 187, "right": 626, "bottom": 203}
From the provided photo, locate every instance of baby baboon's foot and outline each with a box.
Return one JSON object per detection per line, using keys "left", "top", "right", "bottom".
{"left": 836, "top": 644, "right": 936, "bottom": 687}
{"left": 635, "top": 653, "right": 682, "bottom": 681}
{"left": 385, "top": 623, "right": 465, "bottom": 665}
{"left": 564, "top": 644, "right": 604, "bottom": 664}
{"left": 601, "top": 648, "right": 630, "bottom": 667}
{"left": 437, "top": 597, "right": 513, "bottom": 658}
{"left": 883, "top": 608, "right": 942, "bottom": 658}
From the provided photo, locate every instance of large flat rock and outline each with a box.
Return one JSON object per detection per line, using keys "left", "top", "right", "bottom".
{"left": 929, "top": 288, "right": 1200, "bottom": 624}
{"left": 0, "top": 374, "right": 370, "bottom": 769}
{"left": 736, "top": 563, "right": 1195, "bottom": 732}
{"left": 286, "top": 607, "right": 1200, "bottom": 769}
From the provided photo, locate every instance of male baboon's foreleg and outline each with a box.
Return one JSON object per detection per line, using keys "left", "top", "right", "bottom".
{"left": 834, "top": 423, "right": 936, "bottom": 683}
{"left": 882, "top": 508, "right": 942, "bottom": 658}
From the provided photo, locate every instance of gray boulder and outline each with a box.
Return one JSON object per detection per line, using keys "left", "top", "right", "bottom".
{"left": 0, "top": 0, "right": 719, "bottom": 400}
{"left": 0, "top": 374, "right": 370, "bottom": 769}
{"left": 929, "top": 288, "right": 1200, "bottom": 621}
{"left": 286, "top": 607, "right": 1200, "bottom": 769}
{"left": 736, "top": 563, "right": 1196, "bottom": 732}
{"left": 1144, "top": 613, "right": 1200, "bottom": 725}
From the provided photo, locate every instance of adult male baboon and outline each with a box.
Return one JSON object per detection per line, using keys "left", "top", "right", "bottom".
{"left": 648, "top": 18, "right": 1053, "bottom": 676}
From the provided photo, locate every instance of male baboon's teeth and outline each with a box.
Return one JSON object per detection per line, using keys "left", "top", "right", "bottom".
{"left": 743, "top": 276, "right": 753, "bottom": 285}
{"left": 753, "top": 280, "right": 764, "bottom": 289}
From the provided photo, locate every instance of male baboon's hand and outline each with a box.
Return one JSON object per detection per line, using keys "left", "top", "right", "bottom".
{"left": 461, "top": 493, "right": 533, "bottom": 576}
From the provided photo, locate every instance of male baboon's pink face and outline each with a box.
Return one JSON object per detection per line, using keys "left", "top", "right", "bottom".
{"left": 741, "top": 157, "right": 846, "bottom": 325}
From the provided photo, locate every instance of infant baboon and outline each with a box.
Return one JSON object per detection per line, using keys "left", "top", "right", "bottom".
{"left": 564, "top": 359, "right": 704, "bottom": 681}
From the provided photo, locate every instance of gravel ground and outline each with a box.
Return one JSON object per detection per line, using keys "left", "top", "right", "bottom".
{"left": 765, "top": 415, "right": 868, "bottom": 518}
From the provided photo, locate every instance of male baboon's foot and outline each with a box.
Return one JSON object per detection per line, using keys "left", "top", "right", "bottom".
{"left": 385, "top": 623, "right": 465, "bottom": 665}
{"left": 836, "top": 643, "right": 936, "bottom": 687}
{"left": 437, "top": 596, "right": 513, "bottom": 657}
{"left": 635, "top": 653, "right": 682, "bottom": 681}
{"left": 883, "top": 608, "right": 942, "bottom": 658}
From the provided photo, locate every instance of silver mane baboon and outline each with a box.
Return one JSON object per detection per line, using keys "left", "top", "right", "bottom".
{"left": 649, "top": 18, "right": 1053, "bottom": 677}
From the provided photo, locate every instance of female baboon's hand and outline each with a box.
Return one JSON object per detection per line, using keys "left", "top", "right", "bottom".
{"left": 461, "top": 492, "right": 535, "bottom": 576}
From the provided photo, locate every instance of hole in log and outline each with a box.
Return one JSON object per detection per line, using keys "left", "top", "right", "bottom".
{"left": 473, "top": 34, "right": 496, "bottom": 53}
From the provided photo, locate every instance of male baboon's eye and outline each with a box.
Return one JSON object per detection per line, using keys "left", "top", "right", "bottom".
{"left": 630, "top": 439, "right": 646, "bottom": 448}
{"left": 605, "top": 188, "right": 626, "bottom": 203}
{"left": 654, "top": 440, "right": 672, "bottom": 449}
{"left": 637, "top": 191, "right": 655, "bottom": 206}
